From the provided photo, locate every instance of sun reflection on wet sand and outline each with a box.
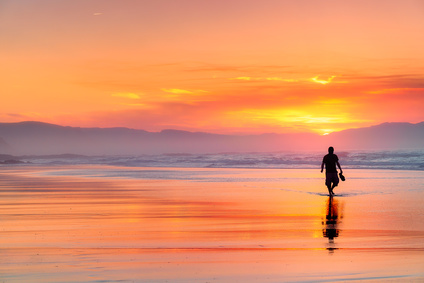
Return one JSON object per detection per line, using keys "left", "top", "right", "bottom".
{"left": 0, "top": 166, "right": 424, "bottom": 281}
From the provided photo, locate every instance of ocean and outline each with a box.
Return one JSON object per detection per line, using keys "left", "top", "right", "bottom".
{"left": 12, "top": 149, "right": 424, "bottom": 171}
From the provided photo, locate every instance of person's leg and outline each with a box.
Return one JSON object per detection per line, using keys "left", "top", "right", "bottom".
{"left": 325, "top": 175, "right": 332, "bottom": 195}
{"left": 331, "top": 174, "right": 340, "bottom": 194}
{"left": 327, "top": 185, "right": 333, "bottom": 195}
{"left": 330, "top": 184, "right": 336, "bottom": 195}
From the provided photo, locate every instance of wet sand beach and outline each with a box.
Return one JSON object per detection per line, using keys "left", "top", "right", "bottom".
{"left": 1, "top": 166, "right": 424, "bottom": 282}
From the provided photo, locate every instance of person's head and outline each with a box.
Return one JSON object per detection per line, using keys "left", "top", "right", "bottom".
{"left": 328, "top": 146, "right": 334, "bottom": 154}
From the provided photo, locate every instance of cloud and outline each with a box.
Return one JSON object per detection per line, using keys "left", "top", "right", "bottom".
{"left": 366, "top": 88, "right": 424, "bottom": 94}
{"left": 266, "top": 77, "right": 298, "bottom": 82}
{"left": 186, "top": 63, "right": 293, "bottom": 73}
{"left": 51, "top": 73, "right": 424, "bottom": 135}
{"left": 7, "top": 113, "right": 28, "bottom": 118}
{"left": 230, "top": 77, "right": 299, "bottom": 82}
{"left": 229, "top": 77, "right": 253, "bottom": 81}
{"left": 342, "top": 74, "right": 424, "bottom": 89}
{"left": 230, "top": 76, "right": 336, "bottom": 83}
{"left": 310, "top": 76, "right": 336, "bottom": 85}
{"left": 112, "top": 93, "right": 141, "bottom": 99}
{"left": 162, "top": 88, "right": 194, "bottom": 94}
{"left": 51, "top": 63, "right": 424, "bottom": 134}
{"left": 0, "top": 112, "right": 42, "bottom": 123}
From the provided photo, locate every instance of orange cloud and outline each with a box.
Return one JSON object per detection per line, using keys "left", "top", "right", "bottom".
{"left": 266, "top": 77, "right": 298, "bottom": 82}
{"left": 161, "top": 88, "right": 194, "bottom": 94}
{"left": 310, "top": 76, "right": 336, "bottom": 85}
{"left": 229, "top": 77, "right": 253, "bottom": 81}
{"left": 112, "top": 93, "right": 141, "bottom": 99}
{"left": 367, "top": 88, "right": 424, "bottom": 94}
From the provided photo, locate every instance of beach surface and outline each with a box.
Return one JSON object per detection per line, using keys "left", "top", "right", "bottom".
{"left": 1, "top": 165, "right": 423, "bottom": 282}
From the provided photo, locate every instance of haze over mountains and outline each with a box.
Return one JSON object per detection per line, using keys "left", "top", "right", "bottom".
{"left": 0, "top": 121, "right": 423, "bottom": 155}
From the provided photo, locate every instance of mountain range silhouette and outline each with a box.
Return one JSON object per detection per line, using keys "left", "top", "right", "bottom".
{"left": 0, "top": 121, "right": 423, "bottom": 155}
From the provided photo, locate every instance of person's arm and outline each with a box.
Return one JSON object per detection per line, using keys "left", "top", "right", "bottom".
{"left": 336, "top": 161, "right": 342, "bottom": 174}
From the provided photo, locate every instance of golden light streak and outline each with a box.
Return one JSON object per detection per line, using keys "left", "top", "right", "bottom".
{"left": 161, "top": 88, "right": 194, "bottom": 94}
{"left": 230, "top": 77, "right": 299, "bottom": 82}
{"left": 367, "top": 88, "right": 424, "bottom": 94}
{"left": 121, "top": 103, "right": 148, "bottom": 107}
{"left": 112, "top": 93, "right": 141, "bottom": 99}
{"left": 318, "top": 99, "right": 347, "bottom": 105}
{"left": 230, "top": 77, "right": 252, "bottom": 81}
{"left": 311, "top": 76, "right": 336, "bottom": 85}
{"left": 266, "top": 77, "right": 298, "bottom": 82}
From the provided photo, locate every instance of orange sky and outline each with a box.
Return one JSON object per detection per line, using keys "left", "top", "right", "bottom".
{"left": 1, "top": 0, "right": 424, "bottom": 134}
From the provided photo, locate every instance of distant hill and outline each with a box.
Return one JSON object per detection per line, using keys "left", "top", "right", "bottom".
{"left": 323, "top": 122, "right": 424, "bottom": 151}
{"left": 0, "top": 121, "right": 423, "bottom": 155}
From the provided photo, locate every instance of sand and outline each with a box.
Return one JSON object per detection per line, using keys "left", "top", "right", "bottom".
{"left": 0, "top": 165, "right": 423, "bottom": 282}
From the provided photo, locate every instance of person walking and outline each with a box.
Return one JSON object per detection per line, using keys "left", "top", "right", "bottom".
{"left": 321, "top": 147, "right": 343, "bottom": 196}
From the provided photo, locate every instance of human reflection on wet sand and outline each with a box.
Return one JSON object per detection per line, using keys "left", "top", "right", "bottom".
{"left": 322, "top": 196, "right": 344, "bottom": 253}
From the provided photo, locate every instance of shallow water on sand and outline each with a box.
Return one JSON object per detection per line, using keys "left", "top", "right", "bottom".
{"left": 1, "top": 166, "right": 423, "bottom": 282}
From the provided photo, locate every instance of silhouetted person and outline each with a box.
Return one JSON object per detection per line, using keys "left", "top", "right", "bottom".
{"left": 321, "top": 146, "right": 343, "bottom": 196}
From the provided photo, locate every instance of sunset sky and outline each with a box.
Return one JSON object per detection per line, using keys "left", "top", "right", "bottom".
{"left": 1, "top": 0, "right": 424, "bottom": 134}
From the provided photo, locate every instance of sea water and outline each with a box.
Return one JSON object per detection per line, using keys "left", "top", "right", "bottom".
{"left": 15, "top": 149, "right": 424, "bottom": 171}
